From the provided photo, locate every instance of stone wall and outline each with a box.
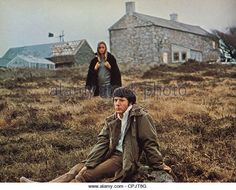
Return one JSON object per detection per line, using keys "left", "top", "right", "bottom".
{"left": 74, "top": 41, "right": 95, "bottom": 66}
{"left": 110, "top": 15, "right": 154, "bottom": 64}
{"left": 110, "top": 15, "right": 219, "bottom": 64}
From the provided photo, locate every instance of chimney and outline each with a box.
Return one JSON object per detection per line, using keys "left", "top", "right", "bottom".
{"left": 170, "top": 13, "right": 178, "bottom": 22}
{"left": 126, "top": 2, "right": 135, "bottom": 15}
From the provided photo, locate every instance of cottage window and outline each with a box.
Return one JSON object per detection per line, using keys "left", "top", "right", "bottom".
{"left": 182, "top": 52, "right": 187, "bottom": 61}
{"left": 173, "top": 52, "right": 179, "bottom": 61}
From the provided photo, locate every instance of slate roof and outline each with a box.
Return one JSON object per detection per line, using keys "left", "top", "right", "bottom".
{"left": 109, "top": 12, "right": 209, "bottom": 36}
{"left": 51, "top": 40, "right": 85, "bottom": 56}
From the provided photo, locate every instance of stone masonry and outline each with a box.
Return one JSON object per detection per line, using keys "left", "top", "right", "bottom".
{"left": 109, "top": 2, "right": 220, "bottom": 64}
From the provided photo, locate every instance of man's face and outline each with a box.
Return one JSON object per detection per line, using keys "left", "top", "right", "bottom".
{"left": 98, "top": 44, "right": 106, "bottom": 55}
{"left": 114, "top": 97, "right": 129, "bottom": 115}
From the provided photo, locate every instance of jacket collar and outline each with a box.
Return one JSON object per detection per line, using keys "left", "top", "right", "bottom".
{"left": 129, "top": 104, "right": 144, "bottom": 117}
{"left": 105, "top": 104, "right": 144, "bottom": 124}
{"left": 117, "top": 105, "right": 133, "bottom": 121}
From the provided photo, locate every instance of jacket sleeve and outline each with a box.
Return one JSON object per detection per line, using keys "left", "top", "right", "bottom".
{"left": 85, "top": 59, "right": 97, "bottom": 90}
{"left": 138, "top": 114, "right": 165, "bottom": 170}
{"left": 85, "top": 122, "right": 110, "bottom": 168}
{"left": 109, "top": 54, "right": 122, "bottom": 87}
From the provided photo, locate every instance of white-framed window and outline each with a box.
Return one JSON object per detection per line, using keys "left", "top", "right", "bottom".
{"left": 181, "top": 52, "right": 187, "bottom": 61}
{"left": 190, "top": 50, "right": 202, "bottom": 62}
{"left": 173, "top": 52, "right": 179, "bottom": 61}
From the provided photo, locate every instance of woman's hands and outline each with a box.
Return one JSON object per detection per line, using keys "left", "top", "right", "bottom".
{"left": 94, "top": 62, "right": 100, "bottom": 70}
{"left": 104, "top": 61, "right": 111, "bottom": 69}
{"left": 94, "top": 61, "right": 111, "bottom": 70}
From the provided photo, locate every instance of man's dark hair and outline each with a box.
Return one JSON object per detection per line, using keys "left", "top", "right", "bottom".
{"left": 113, "top": 87, "right": 136, "bottom": 104}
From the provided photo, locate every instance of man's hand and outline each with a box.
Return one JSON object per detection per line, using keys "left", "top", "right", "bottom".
{"left": 163, "top": 163, "right": 172, "bottom": 173}
{"left": 104, "top": 61, "right": 111, "bottom": 69}
{"left": 94, "top": 62, "right": 100, "bottom": 70}
{"left": 78, "top": 166, "right": 87, "bottom": 176}
{"left": 74, "top": 166, "right": 87, "bottom": 182}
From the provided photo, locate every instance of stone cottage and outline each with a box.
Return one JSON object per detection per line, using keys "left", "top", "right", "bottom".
{"left": 0, "top": 39, "right": 94, "bottom": 69}
{"left": 109, "top": 2, "right": 220, "bottom": 64}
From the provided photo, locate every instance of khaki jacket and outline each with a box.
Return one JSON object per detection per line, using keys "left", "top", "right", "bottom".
{"left": 85, "top": 104, "right": 165, "bottom": 181}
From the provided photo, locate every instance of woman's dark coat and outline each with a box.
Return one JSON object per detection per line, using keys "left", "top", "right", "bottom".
{"left": 85, "top": 52, "right": 122, "bottom": 96}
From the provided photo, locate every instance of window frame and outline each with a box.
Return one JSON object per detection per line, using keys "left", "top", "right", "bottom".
{"left": 173, "top": 52, "right": 179, "bottom": 62}
{"left": 181, "top": 52, "right": 187, "bottom": 61}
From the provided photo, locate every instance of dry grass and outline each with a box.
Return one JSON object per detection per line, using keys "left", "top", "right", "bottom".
{"left": 0, "top": 62, "right": 236, "bottom": 182}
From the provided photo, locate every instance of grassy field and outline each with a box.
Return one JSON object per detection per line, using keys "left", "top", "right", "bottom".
{"left": 0, "top": 62, "right": 235, "bottom": 182}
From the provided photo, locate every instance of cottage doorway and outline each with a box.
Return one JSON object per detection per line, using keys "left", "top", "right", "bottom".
{"left": 163, "top": 52, "right": 168, "bottom": 63}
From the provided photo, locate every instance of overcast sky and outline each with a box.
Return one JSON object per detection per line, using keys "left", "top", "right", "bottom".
{"left": 0, "top": 0, "right": 236, "bottom": 57}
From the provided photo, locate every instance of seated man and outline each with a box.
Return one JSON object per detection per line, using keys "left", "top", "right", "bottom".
{"left": 20, "top": 87, "right": 172, "bottom": 182}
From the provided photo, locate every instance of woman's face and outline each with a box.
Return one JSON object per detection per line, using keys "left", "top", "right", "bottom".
{"left": 98, "top": 44, "right": 106, "bottom": 55}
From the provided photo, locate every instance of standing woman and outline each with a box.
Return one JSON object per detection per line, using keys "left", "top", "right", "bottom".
{"left": 86, "top": 41, "right": 122, "bottom": 97}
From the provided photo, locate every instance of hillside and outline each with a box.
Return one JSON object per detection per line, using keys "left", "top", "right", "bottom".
{"left": 0, "top": 62, "right": 235, "bottom": 182}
